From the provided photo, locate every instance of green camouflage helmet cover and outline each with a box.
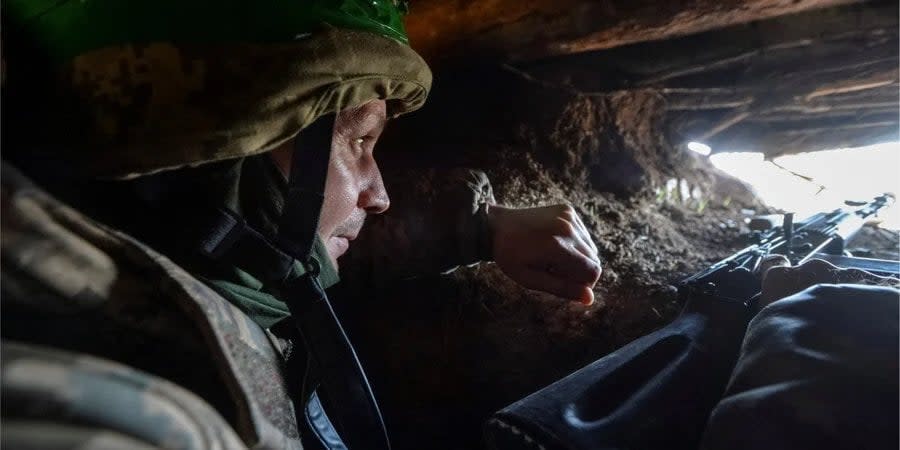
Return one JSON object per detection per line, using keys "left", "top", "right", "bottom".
{"left": 6, "top": 0, "right": 432, "bottom": 178}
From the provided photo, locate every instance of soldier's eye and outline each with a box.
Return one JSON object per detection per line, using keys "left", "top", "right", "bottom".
{"left": 350, "top": 136, "right": 376, "bottom": 158}
{"left": 354, "top": 135, "right": 376, "bottom": 150}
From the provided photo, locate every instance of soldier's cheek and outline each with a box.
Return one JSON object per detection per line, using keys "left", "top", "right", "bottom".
{"left": 320, "top": 161, "right": 360, "bottom": 232}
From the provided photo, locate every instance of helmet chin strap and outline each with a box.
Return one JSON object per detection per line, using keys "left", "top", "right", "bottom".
{"left": 277, "top": 115, "right": 392, "bottom": 450}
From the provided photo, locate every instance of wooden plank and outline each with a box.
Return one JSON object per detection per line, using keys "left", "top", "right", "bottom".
{"left": 406, "top": 0, "right": 861, "bottom": 63}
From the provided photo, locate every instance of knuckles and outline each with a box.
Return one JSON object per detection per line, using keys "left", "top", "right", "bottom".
{"left": 558, "top": 204, "right": 577, "bottom": 220}
{"left": 554, "top": 217, "right": 577, "bottom": 236}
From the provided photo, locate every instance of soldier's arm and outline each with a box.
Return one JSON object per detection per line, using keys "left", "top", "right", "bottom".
{"left": 343, "top": 168, "right": 602, "bottom": 304}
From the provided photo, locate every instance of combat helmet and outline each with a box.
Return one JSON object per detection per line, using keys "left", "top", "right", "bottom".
{"left": 5, "top": 0, "right": 431, "bottom": 178}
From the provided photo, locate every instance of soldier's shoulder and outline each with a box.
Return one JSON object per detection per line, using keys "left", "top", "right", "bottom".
{"left": 0, "top": 163, "right": 303, "bottom": 449}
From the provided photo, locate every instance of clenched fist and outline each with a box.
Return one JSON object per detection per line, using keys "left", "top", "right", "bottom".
{"left": 487, "top": 204, "right": 602, "bottom": 305}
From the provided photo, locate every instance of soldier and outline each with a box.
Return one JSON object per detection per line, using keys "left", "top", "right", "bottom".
{"left": 1, "top": 1, "right": 600, "bottom": 449}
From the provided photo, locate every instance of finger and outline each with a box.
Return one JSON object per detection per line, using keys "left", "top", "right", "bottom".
{"left": 553, "top": 216, "right": 601, "bottom": 266}
{"left": 760, "top": 266, "right": 795, "bottom": 306}
{"left": 544, "top": 243, "right": 603, "bottom": 287}
{"left": 553, "top": 218, "right": 598, "bottom": 264}
{"left": 760, "top": 259, "right": 840, "bottom": 307}
{"left": 572, "top": 224, "right": 600, "bottom": 264}
{"left": 514, "top": 267, "right": 595, "bottom": 305}
{"left": 570, "top": 210, "right": 599, "bottom": 254}
{"left": 797, "top": 258, "right": 842, "bottom": 278}
{"left": 559, "top": 207, "right": 599, "bottom": 257}
{"left": 561, "top": 234, "right": 601, "bottom": 268}
{"left": 839, "top": 267, "right": 897, "bottom": 285}
{"left": 580, "top": 286, "right": 595, "bottom": 306}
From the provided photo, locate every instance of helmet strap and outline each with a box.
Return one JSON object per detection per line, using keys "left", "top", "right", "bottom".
{"left": 175, "top": 115, "right": 391, "bottom": 449}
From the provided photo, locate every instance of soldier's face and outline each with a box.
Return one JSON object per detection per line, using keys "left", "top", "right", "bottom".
{"left": 271, "top": 100, "right": 390, "bottom": 269}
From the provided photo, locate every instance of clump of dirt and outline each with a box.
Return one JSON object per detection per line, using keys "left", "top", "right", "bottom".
{"left": 333, "top": 65, "right": 762, "bottom": 449}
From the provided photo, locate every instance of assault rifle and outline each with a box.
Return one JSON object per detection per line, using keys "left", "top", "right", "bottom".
{"left": 486, "top": 194, "right": 897, "bottom": 450}
{"left": 678, "top": 193, "right": 897, "bottom": 308}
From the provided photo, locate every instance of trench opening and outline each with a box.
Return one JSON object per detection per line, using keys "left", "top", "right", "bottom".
{"left": 704, "top": 142, "right": 900, "bottom": 231}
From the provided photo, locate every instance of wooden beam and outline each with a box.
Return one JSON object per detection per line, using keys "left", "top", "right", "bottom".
{"left": 754, "top": 105, "right": 900, "bottom": 120}
{"left": 750, "top": 112, "right": 899, "bottom": 130}
{"left": 806, "top": 72, "right": 899, "bottom": 100}
{"left": 405, "top": 0, "right": 862, "bottom": 63}
{"left": 697, "top": 110, "right": 752, "bottom": 141}
{"left": 664, "top": 78, "right": 898, "bottom": 112}
{"left": 508, "top": 2, "right": 897, "bottom": 93}
{"left": 666, "top": 93, "right": 755, "bottom": 111}
{"left": 704, "top": 119, "right": 898, "bottom": 155}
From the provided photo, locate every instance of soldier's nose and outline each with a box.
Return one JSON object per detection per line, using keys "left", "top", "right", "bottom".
{"left": 360, "top": 183, "right": 390, "bottom": 214}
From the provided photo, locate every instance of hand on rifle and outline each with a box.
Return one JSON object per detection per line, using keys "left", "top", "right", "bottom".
{"left": 758, "top": 256, "right": 895, "bottom": 307}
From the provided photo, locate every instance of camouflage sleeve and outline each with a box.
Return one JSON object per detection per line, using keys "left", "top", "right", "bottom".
{"left": 3, "top": 422, "right": 158, "bottom": 450}
{"left": 344, "top": 168, "right": 495, "bottom": 281}
{"left": 1, "top": 341, "right": 246, "bottom": 450}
